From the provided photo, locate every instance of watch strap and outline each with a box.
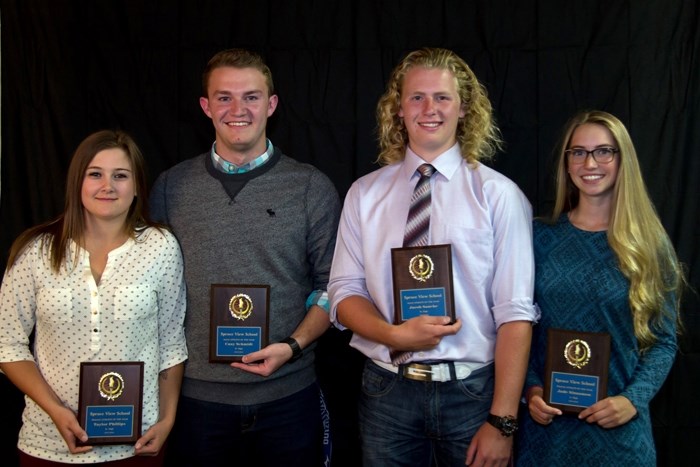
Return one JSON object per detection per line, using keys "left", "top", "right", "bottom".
{"left": 486, "top": 413, "right": 518, "bottom": 437}
{"left": 280, "top": 337, "right": 302, "bottom": 363}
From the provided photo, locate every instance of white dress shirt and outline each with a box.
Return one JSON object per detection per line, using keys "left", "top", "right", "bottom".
{"left": 328, "top": 144, "right": 537, "bottom": 364}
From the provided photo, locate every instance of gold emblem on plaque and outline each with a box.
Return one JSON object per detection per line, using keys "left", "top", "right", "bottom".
{"left": 564, "top": 339, "right": 591, "bottom": 369}
{"left": 98, "top": 372, "right": 125, "bottom": 401}
{"left": 229, "top": 294, "right": 253, "bottom": 320}
{"left": 408, "top": 254, "right": 434, "bottom": 282}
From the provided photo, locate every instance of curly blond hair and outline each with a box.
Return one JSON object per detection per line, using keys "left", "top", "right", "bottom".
{"left": 375, "top": 47, "right": 502, "bottom": 166}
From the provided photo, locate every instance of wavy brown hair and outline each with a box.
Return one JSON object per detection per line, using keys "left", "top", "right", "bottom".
{"left": 376, "top": 47, "right": 502, "bottom": 166}
{"left": 7, "top": 130, "right": 153, "bottom": 272}
{"left": 550, "top": 110, "right": 685, "bottom": 350}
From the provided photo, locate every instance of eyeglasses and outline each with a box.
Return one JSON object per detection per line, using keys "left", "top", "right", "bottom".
{"left": 565, "top": 147, "right": 618, "bottom": 164}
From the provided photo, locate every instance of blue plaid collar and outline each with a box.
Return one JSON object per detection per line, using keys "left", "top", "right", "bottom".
{"left": 210, "top": 139, "right": 274, "bottom": 174}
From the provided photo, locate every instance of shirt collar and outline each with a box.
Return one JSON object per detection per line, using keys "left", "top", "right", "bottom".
{"left": 210, "top": 139, "right": 274, "bottom": 174}
{"left": 403, "top": 143, "right": 463, "bottom": 181}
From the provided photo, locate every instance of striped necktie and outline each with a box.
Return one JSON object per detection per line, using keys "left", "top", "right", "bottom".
{"left": 403, "top": 164, "right": 435, "bottom": 247}
{"left": 392, "top": 163, "right": 435, "bottom": 366}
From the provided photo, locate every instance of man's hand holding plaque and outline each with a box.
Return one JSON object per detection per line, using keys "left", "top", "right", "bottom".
{"left": 209, "top": 284, "right": 270, "bottom": 363}
{"left": 544, "top": 328, "right": 611, "bottom": 414}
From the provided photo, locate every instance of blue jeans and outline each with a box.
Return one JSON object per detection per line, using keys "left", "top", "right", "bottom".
{"left": 359, "top": 360, "right": 495, "bottom": 467}
{"left": 165, "top": 383, "right": 323, "bottom": 467}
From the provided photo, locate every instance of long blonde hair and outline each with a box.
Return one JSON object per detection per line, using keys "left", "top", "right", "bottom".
{"left": 551, "top": 110, "right": 684, "bottom": 350}
{"left": 375, "top": 47, "right": 502, "bottom": 166}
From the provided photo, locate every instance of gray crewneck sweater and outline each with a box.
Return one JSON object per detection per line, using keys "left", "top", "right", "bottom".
{"left": 150, "top": 147, "right": 340, "bottom": 404}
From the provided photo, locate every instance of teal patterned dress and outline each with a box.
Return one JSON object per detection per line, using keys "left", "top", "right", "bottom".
{"left": 516, "top": 215, "right": 677, "bottom": 466}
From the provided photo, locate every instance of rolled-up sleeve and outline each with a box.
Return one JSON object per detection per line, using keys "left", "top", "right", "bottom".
{"left": 488, "top": 180, "right": 538, "bottom": 327}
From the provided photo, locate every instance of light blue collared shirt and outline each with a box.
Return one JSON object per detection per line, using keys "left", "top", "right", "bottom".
{"left": 210, "top": 139, "right": 274, "bottom": 174}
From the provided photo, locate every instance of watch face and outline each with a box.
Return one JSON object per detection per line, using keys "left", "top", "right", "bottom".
{"left": 502, "top": 420, "right": 517, "bottom": 435}
{"left": 488, "top": 414, "right": 518, "bottom": 437}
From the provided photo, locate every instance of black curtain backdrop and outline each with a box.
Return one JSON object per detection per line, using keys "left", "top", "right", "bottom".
{"left": 1, "top": 1, "right": 698, "bottom": 466}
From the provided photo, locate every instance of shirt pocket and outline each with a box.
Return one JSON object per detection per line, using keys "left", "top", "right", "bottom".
{"left": 445, "top": 225, "right": 493, "bottom": 284}
{"left": 113, "top": 284, "right": 157, "bottom": 320}
{"left": 36, "top": 288, "right": 73, "bottom": 322}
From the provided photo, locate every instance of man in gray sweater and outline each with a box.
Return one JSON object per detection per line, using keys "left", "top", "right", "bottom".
{"left": 150, "top": 48, "right": 340, "bottom": 466}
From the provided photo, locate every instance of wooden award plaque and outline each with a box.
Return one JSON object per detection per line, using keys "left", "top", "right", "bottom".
{"left": 77, "top": 361, "right": 144, "bottom": 445}
{"left": 391, "top": 244, "right": 456, "bottom": 324}
{"left": 209, "top": 284, "right": 270, "bottom": 363}
{"left": 544, "top": 328, "right": 611, "bottom": 414}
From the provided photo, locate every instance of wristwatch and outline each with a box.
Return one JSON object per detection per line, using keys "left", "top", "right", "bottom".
{"left": 280, "top": 337, "right": 303, "bottom": 363}
{"left": 486, "top": 413, "right": 518, "bottom": 437}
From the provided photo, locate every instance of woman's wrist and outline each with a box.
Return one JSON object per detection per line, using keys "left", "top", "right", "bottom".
{"left": 525, "top": 385, "right": 544, "bottom": 404}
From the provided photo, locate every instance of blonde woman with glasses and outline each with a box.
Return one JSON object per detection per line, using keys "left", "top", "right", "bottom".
{"left": 517, "top": 110, "right": 685, "bottom": 466}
